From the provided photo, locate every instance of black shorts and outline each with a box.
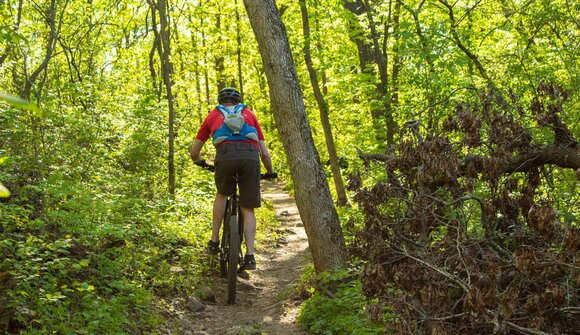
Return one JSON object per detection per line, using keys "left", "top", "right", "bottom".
{"left": 214, "top": 142, "right": 261, "bottom": 208}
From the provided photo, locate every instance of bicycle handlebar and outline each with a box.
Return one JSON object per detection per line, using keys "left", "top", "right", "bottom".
{"left": 194, "top": 159, "right": 215, "bottom": 172}
{"left": 194, "top": 159, "right": 277, "bottom": 180}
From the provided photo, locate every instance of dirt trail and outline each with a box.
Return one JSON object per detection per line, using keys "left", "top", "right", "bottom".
{"left": 180, "top": 180, "right": 310, "bottom": 335}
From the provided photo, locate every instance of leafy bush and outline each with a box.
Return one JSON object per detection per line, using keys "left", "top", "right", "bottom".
{"left": 297, "top": 267, "right": 385, "bottom": 335}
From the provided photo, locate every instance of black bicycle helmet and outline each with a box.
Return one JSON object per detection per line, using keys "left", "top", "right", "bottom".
{"left": 217, "top": 87, "right": 241, "bottom": 104}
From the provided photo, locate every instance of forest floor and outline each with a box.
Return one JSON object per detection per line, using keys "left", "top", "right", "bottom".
{"left": 169, "top": 180, "right": 310, "bottom": 335}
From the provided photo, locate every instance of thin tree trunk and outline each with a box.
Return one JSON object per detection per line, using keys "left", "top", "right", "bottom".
{"left": 362, "top": 0, "right": 397, "bottom": 148}
{"left": 243, "top": 0, "right": 347, "bottom": 273}
{"left": 438, "top": 0, "right": 496, "bottom": 90}
{"left": 299, "top": 0, "right": 348, "bottom": 206}
{"left": 215, "top": 11, "right": 226, "bottom": 89}
{"left": 390, "top": 2, "right": 402, "bottom": 115}
{"left": 149, "top": 40, "right": 160, "bottom": 97}
{"left": 235, "top": 0, "right": 244, "bottom": 96}
{"left": 189, "top": 14, "right": 203, "bottom": 123}
{"left": 23, "top": 0, "right": 60, "bottom": 100}
{"left": 20, "top": 0, "right": 67, "bottom": 222}
{"left": 398, "top": 0, "right": 438, "bottom": 127}
{"left": 149, "top": 0, "right": 176, "bottom": 194}
{"left": 342, "top": 0, "right": 387, "bottom": 149}
{"left": 344, "top": 0, "right": 398, "bottom": 150}
{"left": 199, "top": 1, "right": 210, "bottom": 103}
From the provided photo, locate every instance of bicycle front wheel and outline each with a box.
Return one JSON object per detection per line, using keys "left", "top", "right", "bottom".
{"left": 227, "top": 215, "right": 240, "bottom": 304}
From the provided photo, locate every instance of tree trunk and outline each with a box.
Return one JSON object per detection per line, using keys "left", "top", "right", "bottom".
{"left": 243, "top": 0, "right": 347, "bottom": 272}
{"left": 215, "top": 10, "right": 226, "bottom": 89}
{"left": 149, "top": 39, "right": 160, "bottom": 97}
{"left": 299, "top": 0, "right": 348, "bottom": 206}
{"left": 22, "top": 0, "right": 62, "bottom": 100}
{"left": 188, "top": 14, "right": 204, "bottom": 123}
{"left": 389, "top": 0, "right": 402, "bottom": 144}
{"left": 342, "top": 0, "right": 387, "bottom": 149}
{"left": 398, "top": 0, "right": 437, "bottom": 128}
{"left": 438, "top": 0, "right": 496, "bottom": 90}
{"left": 235, "top": 0, "right": 244, "bottom": 96}
{"left": 149, "top": 0, "right": 176, "bottom": 194}
{"left": 21, "top": 0, "right": 67, "bottom": 221}
{"left": 199, "top": 1, "right": 210, "bottom": 103}
{"left": 344, "top": 0, "right": 398, "bottom": 149}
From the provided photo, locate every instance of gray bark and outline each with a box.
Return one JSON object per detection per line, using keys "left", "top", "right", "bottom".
{"left": 243, "top": 0, "right": 347, "bottom": 272}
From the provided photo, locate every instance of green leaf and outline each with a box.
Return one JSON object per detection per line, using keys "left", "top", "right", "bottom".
{"left": 0, "top": 183, "right": 10, "bottom": 198}
{"left": 0, "top": 92, "right": 39, "bottom": 112}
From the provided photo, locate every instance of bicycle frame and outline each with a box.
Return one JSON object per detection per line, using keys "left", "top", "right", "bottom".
{"left": 219, "top": 175, "right": 244, "bottom": 304}
{"left": 201, "top": 163, "right": 275, "bottom": 305}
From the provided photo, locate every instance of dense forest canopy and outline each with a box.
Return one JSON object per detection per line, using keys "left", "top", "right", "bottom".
{"left": 1, "top": 0, "right": 578, "bottom": 333}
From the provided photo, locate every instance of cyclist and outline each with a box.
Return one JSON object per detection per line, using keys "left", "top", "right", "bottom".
{"left": 190, "top": 87, "right": 276, "bottom": 270}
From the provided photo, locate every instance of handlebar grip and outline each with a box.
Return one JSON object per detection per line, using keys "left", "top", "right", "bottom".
{"left": 194, "top": 159, "right": 215, "bottom": 172}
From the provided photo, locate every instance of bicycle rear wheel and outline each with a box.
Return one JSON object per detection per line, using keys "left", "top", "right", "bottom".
{"left": 227, "top": 215, "right": 240, "bottom": 304}
{"left": 219, "top": 213, "right": 230, "bottom": 279}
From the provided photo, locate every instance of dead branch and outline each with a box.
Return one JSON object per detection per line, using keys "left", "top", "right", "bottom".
{"left": 505, "top": 321, "right": 551, "bottom": 335}
{"left": 354, "top": 82, "right": 579, "bottom": 334}
{"left": 358, "top": 144, "right": 579, "bottom": 175}
{"left": 400, "top": 244, "right": 470, "bottom": 292}
{"left": 356, "top": 147, "right": 395, "bottom": 163}
{"left": 560, "top": 307, "right": 580, "bottom": 314}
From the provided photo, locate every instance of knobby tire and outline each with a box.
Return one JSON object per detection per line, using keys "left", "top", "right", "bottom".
{"left": 227, "top": 215, "right": 239, "bottom": 304}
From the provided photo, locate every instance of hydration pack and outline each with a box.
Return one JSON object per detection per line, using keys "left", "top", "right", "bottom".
{"left": 212, "top": 104, "right": 259, "bottom": 146}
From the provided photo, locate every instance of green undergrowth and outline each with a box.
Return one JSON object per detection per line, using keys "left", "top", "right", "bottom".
{"left": 254, "top": 198, "right": 280, "bottom": 251}
{"left": 1, "top": 170, "right": 281, "bottom": 334}
{"left": 296, "top": 265, "right": 385, "bottom": 335}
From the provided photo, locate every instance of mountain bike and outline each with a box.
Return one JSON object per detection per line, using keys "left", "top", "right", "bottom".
{"left": 200, "top": 162, "right": 276, "bottom": 304}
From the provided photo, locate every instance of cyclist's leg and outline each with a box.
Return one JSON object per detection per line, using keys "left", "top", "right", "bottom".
{"left": 211, "top": 192, "right": 227, "bottom": 242}
{"left": 241, "top": 207, "right": 256, "bottom": 255}
{"left": 238, "top": 159, "right": 261, "bottom": 209}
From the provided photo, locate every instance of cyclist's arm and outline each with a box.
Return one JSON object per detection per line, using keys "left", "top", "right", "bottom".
{"left": 258, "top": 140, "right": 274, "bottom": 174}
{"left": 189, "top": 139, "right": 205, "bottom": 163}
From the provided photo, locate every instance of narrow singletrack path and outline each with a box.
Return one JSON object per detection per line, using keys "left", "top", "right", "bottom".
{"left": 180, "top": 180, "right": 310, "bottom": 335}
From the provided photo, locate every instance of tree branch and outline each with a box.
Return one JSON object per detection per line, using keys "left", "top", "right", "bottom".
{"left": 505, "top": 321, "right": 551, "bottom": 335}
{"left": 357, "top": 144, "right": 580, "bottom": 177}
{"left": 356, "top": 147, "right": 395, "bottom": 163}
{"left": 399, "top": 244, "right": 470, "bottom": 292}
{"left": 503, "top": 145, "right": 580, "bottom": 173}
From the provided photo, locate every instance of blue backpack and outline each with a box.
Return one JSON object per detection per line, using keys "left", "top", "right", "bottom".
{"left": 212, "top": 104, "right": 259, "bottom": 146}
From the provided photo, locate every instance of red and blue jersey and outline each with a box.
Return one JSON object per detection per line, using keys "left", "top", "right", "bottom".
{"left": 196, "top": 105, "right": 265, "bottom": 149}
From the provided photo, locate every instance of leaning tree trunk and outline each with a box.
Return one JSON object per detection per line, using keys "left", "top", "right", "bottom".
{"left": 243, "top": 0, "right": 347, "bottom": 272}
{"left": 438, "top": 0, "right": 496, "bottom": 91}
{"left": 299, "top": 0, "right": 348, "bottom": 206}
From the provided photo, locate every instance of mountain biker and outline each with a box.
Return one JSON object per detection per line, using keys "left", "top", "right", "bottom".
{"left": 190, "top": 87, "right": 276, "bottom": 270}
